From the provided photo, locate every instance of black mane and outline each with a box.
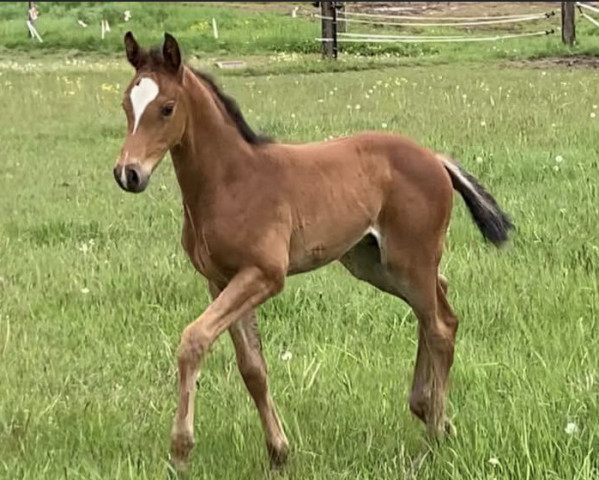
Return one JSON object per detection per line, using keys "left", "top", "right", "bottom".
{"left": 190, "top": 68, "right": 273, "bottom": 145}
{"left": 142, "top": 47, "right": 273, "bottom": 145}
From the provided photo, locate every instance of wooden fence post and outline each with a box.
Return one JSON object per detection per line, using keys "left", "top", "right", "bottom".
{"left": 561, "top": 2, "right": 576, "bottom": 45}
{"left": 321, "top": 1, "right": 338, "bottom": 59}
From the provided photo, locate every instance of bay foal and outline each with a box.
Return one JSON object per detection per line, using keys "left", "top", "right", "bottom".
{"left": 113, "top": 33, "right": 513, "bottom": 471}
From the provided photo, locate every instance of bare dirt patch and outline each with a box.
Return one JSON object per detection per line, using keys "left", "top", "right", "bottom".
{"left": 512, "top": 56, "right": 599, "bottom": 69}
{"left": 187, "top": 2, "right": 562, "bottom": 18}
{"left": 347, "top": 2, "right": 558, "bottom": 18}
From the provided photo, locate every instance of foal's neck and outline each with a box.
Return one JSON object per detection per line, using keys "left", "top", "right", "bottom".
{"left": 170, "top": 67, "right": 255, "bottom": 204}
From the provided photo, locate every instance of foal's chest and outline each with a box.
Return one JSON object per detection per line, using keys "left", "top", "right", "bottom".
{"left": 180, "top": 203, "right": 254, "bottom": 282}
{"left": 180, "top": 206, "right": 221, "bottom": 280}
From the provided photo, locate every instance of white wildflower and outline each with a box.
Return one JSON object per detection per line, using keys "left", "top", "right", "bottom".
{"left": 555, "top": 155, "right": 563, "bottom": 163}
{"left": 81, "top": 287, "right": 90, "bottom": 295}
{"left": 78, "top": 239, "right": 95, "bottom": 255}
{"left": 565, "top": 422, "right": 579, "bottom": 435}
{"left": 591, "top": 112, "right": 596, "bottom": 119}
{"left": 476, "top": 156, "right": 484, "bottom": 164}
{"left": 488, "top": 457, "right": 500, "bottom": 466}
{"left": 381, "top": 123, "right": 388, "bottom": 129}
{"left": 281, "top": 351, "right": 292, "bottom": 361}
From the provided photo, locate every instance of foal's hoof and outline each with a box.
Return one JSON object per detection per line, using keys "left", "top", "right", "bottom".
{"left": 168, "top": 455, "right": 189, "bottom": 475}
{"left": 428, "top": 416, "right": 457, "bottom": 440}
{"left": 170, "top": 431, "right": 194, "bottom": 473}
{"left": 427, "top": 417, "right": 456, "bottom": 439}
{"left": 267, "top": 440, "right": 289, "bottom": 470}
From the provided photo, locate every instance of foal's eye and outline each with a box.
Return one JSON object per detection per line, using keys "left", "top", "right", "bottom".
{"left": 161, "top": 104, "right": 175, "bottom": 117}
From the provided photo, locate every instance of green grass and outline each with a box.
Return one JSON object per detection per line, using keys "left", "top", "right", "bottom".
{"left": 1, "top": 39, "right": 599, "bottom": 480}
{"left": 3, "top": 1, "right": 599, "bottom": 62}
{"left": 0, "top": 2, "right": 320, "bottom": 56}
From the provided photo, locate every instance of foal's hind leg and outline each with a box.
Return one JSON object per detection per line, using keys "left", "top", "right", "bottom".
{"left": 340, "top": 235, "right": 448, "bottom": 299}
{"left": 340, "top": 235, "right": 457, "bottom": 435}
{"left": 409, "top": 277, "right": 458, "bottom": 435}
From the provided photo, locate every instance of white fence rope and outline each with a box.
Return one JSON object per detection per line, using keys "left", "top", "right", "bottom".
{"left": 317, "top": 30, "right": 555, "bottom": 44}
{"left": 315, "top": 13, "right": 548, "bottom": 28}
{"left": 340, "top": 32, "right": 478, "bottom": 40}
{"left": 581, "top": 11, "right": 599, "bottom": 28}
{"left": 343, "top": 10, "right": 553, "bottom": 22}
{"left": 577, "top": 2, "right": 599, "bottom": 15}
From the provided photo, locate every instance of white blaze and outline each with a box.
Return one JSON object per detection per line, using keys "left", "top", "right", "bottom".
{"left": 130, "top": 77, "right": 159, "bottom": 134}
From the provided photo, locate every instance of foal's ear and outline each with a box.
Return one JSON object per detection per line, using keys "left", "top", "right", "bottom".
{"left": 124, "top": 31, "right": 142, "bottom": 70}
{"left": 163, "top": 32, "right": 182, "bottom": 76}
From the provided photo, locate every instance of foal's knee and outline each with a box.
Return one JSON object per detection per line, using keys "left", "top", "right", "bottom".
{"left": 438, "top": 309, "right": 459, "bottom": 339}
{"left": 178, "top": 325, "right": 211, "bottom": 365}
{"left": 421, "top": 324, "right": 457, "bottom": 370}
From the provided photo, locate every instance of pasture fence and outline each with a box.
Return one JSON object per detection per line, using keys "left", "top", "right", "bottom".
{"left": 578, "top": 2, "right": 599, "bottom": 28}
{"left": 307, "top": 2, "right": 599, "bottom": 59}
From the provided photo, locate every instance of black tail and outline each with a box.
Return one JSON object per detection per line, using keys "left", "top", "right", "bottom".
{"left": 438, "top": 154, "right": 513, "bottom": 247}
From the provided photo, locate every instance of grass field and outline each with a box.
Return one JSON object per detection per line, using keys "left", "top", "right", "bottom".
{"left": 2, "top": 4, "right": 599, "bottom": 480}
{"left": 3, "top": 1, "right": 599, "bottom": 61}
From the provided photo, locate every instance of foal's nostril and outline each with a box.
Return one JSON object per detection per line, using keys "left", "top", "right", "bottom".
{"left": 125, "top": 165, "right": 140, "bottom": 189}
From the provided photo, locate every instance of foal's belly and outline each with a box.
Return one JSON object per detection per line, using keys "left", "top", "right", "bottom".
{"left": 287, "top": 221, "right": 370, "bottom": 275}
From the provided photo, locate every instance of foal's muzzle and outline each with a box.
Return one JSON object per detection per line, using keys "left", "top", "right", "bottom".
{"left": 113, "top": 163, "right": 149, "bottom": 193}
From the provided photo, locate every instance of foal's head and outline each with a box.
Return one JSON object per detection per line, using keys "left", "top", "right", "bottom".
{"left": 114, "top": 32, "right": 187, "bottom": 193}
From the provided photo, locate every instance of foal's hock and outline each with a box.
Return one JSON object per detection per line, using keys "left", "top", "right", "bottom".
{"left": 112, "top": 32, "right": 513, "bottom": 471}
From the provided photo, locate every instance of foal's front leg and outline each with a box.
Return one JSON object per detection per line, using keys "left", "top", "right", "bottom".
{"left": 169, "top": 267, "right": 284, "bottom": 471}
{"left": 209, "top": 283, "right": 289, "bottom": 467}
{"left": 229, "top": 310, "right": 289, "bottom": 467}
